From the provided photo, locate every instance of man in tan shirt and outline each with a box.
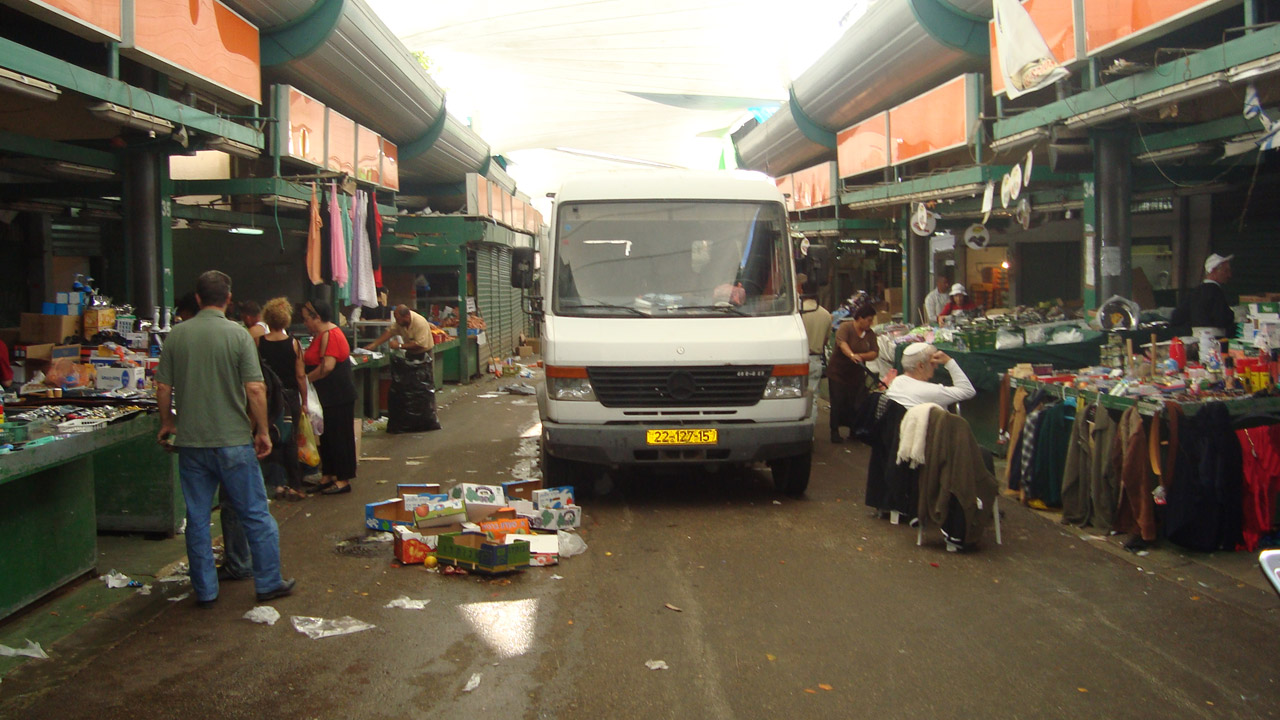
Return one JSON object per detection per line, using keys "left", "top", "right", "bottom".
{"left": 364, "top": 304, "right": 436, "bottom": 356}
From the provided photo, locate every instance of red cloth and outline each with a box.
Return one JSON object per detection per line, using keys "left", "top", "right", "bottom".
{"left": 372, "top": 201, "right": 383, "bottom": 287}
{"left": 939, "top": 299, "right": 978, "bottom": 318}
{"left": 1237, "top": 425, "right": 1280, "bottom": 551}
{"left": 303, "top": 326, "right": 350, "bottom": 366}
{"left": 0, "top": 339, "right": 12, "bottom": 386}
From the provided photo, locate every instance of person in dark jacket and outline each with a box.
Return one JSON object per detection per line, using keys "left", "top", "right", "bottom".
{"left": 1171, "top": 253, "right": 1234, "bottom": 338}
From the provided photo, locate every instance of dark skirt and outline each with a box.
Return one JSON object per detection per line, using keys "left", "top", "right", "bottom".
{"left": 318, "top": 401, "right": 357, "bottom": 481}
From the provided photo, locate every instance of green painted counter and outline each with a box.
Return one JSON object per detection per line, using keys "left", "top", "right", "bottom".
{"left": 0, "top": 413, "right": 180, "bottom": 620}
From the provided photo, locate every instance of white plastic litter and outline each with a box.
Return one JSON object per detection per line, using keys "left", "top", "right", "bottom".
{"left": 645, "top": 660, "right": 669, "bottom": 671}
{"left": 101, "top": 570, "right": 132, "bottom": 588}
{"left": 1049, "top": 328, "right": 1085, "bottom": 345}
{"left": 0, "top": 639, "right": 49, "bottom": 660}
{"left": 136, "top": 584, "right": 152, "bottom": 596}
{"left": 463, "top": 673, "right": 482, "bottom": 692}
{"left": 291, "top": 615, "right": 376, "bottom": 639}
{"left": 243, "top": 606, "right": 281, "bottom": 625}
{"left": 369, "top": 532, "right": 394, "bottom": 543}
{"left": 549, "top": 574, "right": 564, "bottom": 581}
{"left": 557, "top": 530, "right": 588, "bottom": 557}
{"left": 385, "top": 596, "right": 431, "bottom": 610}
{"left": 168, "top": 592, "right": 190, "bottom": 602}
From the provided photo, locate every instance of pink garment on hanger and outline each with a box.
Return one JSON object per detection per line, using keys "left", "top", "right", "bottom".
{"left": 329, "top": 181, "right": 348, "bottom": 287}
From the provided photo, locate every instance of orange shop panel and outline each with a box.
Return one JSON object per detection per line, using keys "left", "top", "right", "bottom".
{"left": 123, "top": 0, "right": 261, "bottom": 105}
{"left": 989, "top": 0, "right": 1079, "bottom": 96}
{"left": 889, "top": 75, "right": 972, "bottom": 165}
{"left": 9, "top": 0, "right": 121, "bottom": 40}
{"left": 325, "top": 109, "right": 356, "bottom": 176}
{"left": 380, "top": 138, "right": 400, "bottom": 191}
{"left": 789, "top": 161, "right": 835, "bottom": 210}
{"left": 1084, "top": 0, "right": 1221, "bottom": 55}
{"left": 775, "top": 175, "right": 796, "bottom": 213}
{"left": 281, "top": 86, "right": 325, "bottom": 167}
{"left": 357, "top": 125, "right": 381, "bottom": 186}
{"left": 837, "top": 113, "right": 889, "bottom": 178}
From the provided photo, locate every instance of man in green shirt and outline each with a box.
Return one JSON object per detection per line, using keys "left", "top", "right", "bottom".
{"left": 156, "top": 270, "right": 296, "bottom": 607}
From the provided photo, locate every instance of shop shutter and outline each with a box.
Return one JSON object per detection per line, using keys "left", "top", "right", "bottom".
{"left": 476, "top": 244, "right": 530, "bottom": 358}
{"left": 51, "top": 220, "right": 104, "bottom": 257}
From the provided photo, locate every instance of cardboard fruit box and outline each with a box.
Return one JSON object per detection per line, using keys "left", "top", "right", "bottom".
{"left": 436, "top": 532, "right": 530, "bottom": 573}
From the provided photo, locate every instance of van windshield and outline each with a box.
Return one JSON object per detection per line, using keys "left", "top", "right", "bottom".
{"left": 552, "top": 200, "right": 793, "bottom": 317}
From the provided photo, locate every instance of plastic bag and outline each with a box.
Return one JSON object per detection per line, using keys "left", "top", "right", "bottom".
{"left": 297, "top": 412, "right": 320, "bottom": 468}
{"left": 290, "top": 615, "right": 375, "bottom": 640}
{"left": 386, "top": 354, "right": 441, "bottom": 434}
{"left": 305, "top": 378, "right": 325, "bottom": 435}
{"left": 557, "top": 530, "right": 588, "bottom": 557}
{"left": 243, "top": 606, "right": 281, "bottom": 625}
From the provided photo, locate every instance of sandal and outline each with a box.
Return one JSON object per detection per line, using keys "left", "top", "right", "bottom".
{"left": 283, "top": 488, "right": 308, "bottom": 502}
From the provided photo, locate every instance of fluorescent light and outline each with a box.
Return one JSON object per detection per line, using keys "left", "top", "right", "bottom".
{"left": 989, "top": 127, "right": 1049, "bottom": 154}
{"left": 260, "top": 194, "right": 309, "bottom": 209}
{"left": 1136, "top": 143, "right": 1218, "bottom": 163}
{"left": 44, "top": 161, "right": 116, "bottom": 180}
{"left": 205, "top": 136, "right": 261, "bottom": 159}
{"left": 844, "top": 181, "right": 986, "bottom": 211}
{"left": 1131, "top": 73, "right": 1228, "bottom": 112}
{"left": 879, "top": 246, "right": 900, "bottom": 253}
{"left": 0, "top": 66, "right": 60, "bottom": 102}
{"left": 89, "top": 102, "right": 174, "bottom": 134}
{"left": 1230, "top": 53, "right": 1280, "bottom": 83}
{"left": 229, "top": 227, "right": 264, "bottom": 235}
{"left": 1062, "top": 103, "right": 1134, "bottom": 129}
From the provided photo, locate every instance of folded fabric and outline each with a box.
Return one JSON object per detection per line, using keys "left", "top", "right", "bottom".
{"left": 897, "top": 402, "right": 942, "bottom": 468}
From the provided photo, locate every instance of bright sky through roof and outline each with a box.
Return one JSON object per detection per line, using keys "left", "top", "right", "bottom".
{"left": 367, "top": 1, "right": 862, "bottom": 201}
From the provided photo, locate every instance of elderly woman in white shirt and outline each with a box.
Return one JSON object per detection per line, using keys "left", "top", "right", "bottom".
{"left": 886, "top": 342, "right": 976, "bottom": 409}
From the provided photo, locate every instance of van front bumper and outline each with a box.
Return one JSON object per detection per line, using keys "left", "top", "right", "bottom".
{"left": 542, "top": 420, "right": 814, "bottom": 466}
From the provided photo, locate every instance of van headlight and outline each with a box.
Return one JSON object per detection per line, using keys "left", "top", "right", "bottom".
{"left": 548, "top": 376, "right": 597, "bottom": 401}
{"left": 763, "top": 375, "right": 805, "bottom": 399}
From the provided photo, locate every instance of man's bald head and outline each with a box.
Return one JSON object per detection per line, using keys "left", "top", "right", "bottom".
{"left": 394, "top": 305, "right": 412, "bottom": 327}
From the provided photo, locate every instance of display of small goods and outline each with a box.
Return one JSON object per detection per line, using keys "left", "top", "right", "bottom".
{"left": 0, "top": 403, "right": 149, "bottom": 453}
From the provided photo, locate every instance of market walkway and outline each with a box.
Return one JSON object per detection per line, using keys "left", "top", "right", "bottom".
{"left": 1, "top": 376, "right": 1278, "bottom": 720}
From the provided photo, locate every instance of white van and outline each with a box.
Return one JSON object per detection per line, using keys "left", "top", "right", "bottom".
{"left": 511, "top": 169, "right": 816, "bottom": 495}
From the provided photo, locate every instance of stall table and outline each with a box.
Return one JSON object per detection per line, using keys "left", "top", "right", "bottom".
{"left": 0, "top": 413, "right": 179, "bottom": 620}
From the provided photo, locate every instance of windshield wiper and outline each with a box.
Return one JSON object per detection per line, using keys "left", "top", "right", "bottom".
{"left": 661, "top": 304, "right": 749, "bottom": 316}
{"left": 561, "top": 300, "right": 647, "bottom": 316}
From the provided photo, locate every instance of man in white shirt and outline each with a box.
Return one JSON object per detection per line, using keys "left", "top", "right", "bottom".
{"left": 886, "top": 342, "right": 976, "bottom": 409}
{"left": 923, "top": 276, "right": 950, "bottom": 326}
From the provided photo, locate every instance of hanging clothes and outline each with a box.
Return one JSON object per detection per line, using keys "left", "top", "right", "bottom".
{"left": 339, "top": 190, "right": 354, "bottom": 305}
{"left": 306, "top": 182, "right": 322, "bottom": 285}
{"left": 1015, "top": 401, "right": 1054, "bottom": 498}
{"left": 1113, "top": 407, "right": 1158, "bottom": 542}
{"left": 852, "top": 394, "right": 916, "bottom": 517}
{"left": 918, "top": 407, "right": 999, "bottom": 548}
{"left": 1026, "top": 400, "right": 1073, "bottom": 508}
{"left": 1165, "top": 402, "right": 1244, "bottom": 552}
{"left": 328, "top": 182, "right": 349, "bottom": 290}
{"left": 349, "top": 190, "right": 377, "bottom": 308}
{"left": 368, "top": 192, "right": 383, "bottom": 287}
{"left": 1089, "top": 406, "right": 1122, "bottom": 532}
{"left": 1237, "top": 424, "right": 1280, "bottom": 552}
{"left": 1003, "top": 386, "right": 1030, "bottom": 491}
{"left": 1060, "top": 404, "right": 1094, "bottom": 525}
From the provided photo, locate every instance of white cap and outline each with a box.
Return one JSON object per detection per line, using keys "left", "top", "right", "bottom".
{"left": 949, "top": 283, "right": 967, "bottom": 296}
{"left": 902, "top": 342, "right": 935, "bottom": 360}
{"left": 1204, "top": 253, "right": 1233, "bottom": 274}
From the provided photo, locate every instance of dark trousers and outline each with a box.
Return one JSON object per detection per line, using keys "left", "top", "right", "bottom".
{"left": 828, "top": 376, "right": 867, "bottom": 433}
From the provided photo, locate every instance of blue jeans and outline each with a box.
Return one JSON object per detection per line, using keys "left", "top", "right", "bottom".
{"left": 219, "top": 489, "right": 253, "bottom": 579}
{"left": 178, "top": 446, "right": 284, "bottom": 601}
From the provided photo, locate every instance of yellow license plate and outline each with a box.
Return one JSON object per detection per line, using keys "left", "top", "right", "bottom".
{"left": 645, "top": 428, "right": 718, "bottom": 445}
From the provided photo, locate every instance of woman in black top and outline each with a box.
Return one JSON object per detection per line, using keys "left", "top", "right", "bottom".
{"left": 259, "top": 297, "right": 308, "bottom": 501}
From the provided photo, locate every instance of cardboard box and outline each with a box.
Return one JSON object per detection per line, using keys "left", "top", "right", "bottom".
{"left": 365, "top": 498, "right": 417, "bottom": 531}
{"left": 478, "top": 514, "right": 532, "bottom": 541}
{"left": 505, "top": 533, "right": 558, "bottom": 566}
{"left": 83, "top": 307, "right": 117, "bottom": 336}
{"left": 393, "top": 526, "right": 440, "bottom": 564}
{"left": 517, "top": 345, "right": 534, "bottom": 358}
{"left": 436, "top": 532, "right": 530, "bottom": 573}
{"left": 527, "top": 338, "right": 541, "bottom": 353}
{"left": 883, "top": 288, "right": 903, "bottom": 313}
{"left": 17, "top": 343, "right": 54, "bottom": 361}
{"left": 532, "top": 486, "right": 575, "bottom": 509}
{"left": 874, "top": 311, "right": 893, "bottom": 326}
{"left": 413, "top": 498, "right": 467, "bottom": 529}
{"left": 527, "top": 505, "right": 582, "bottom": 530}
{"left": 51, "top": 344, "right": 81, "bottom": 361}
{"left": 450, "top": 483, "right": 507, "bottom": 521}
{"left": 95, "top": 366, "right": 135, "bottom": 390}
{"left": 398, "top": 483, "right": 442, "bottom": 499}
{"left": 502, "top": 478, "right": 543, "bottom": 503}
{"left": 403, "top": 491, "right": 449, "bottom": 512}
{"left": 20, "top": 313, "right": 81, "bottom": 344}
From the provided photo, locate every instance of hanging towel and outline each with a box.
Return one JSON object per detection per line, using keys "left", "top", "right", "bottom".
{"left": 993, "top": 0, "right": 1069, "bottom": 99}
{"left": 328, "top": 182, "right": 348, "bottom": 288}
{"left": 350, "top": 190, "right": 377, "bottom": 308}
{"left": 306, "top": 182, "right": 322, "bottom": 285}
{"left": 897, "top": 402, "right": 942, "bottom": 469}
{"left": 338, "top": 190, "right": 353, "bottom": 305}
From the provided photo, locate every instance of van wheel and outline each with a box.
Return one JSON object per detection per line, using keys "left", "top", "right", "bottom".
{"left": 541, "top": 442, "right": 598, "bottom": 498}
{"left": 769, "top": 453, "right": 811, "bottom": 497}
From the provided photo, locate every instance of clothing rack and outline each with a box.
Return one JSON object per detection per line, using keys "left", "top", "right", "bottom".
{"left": 1009, "top": 376, "right": 1280, "bottom": 425}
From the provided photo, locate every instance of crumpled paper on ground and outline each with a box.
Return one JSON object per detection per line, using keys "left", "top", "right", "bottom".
{"left": 557, "top": 530, "right": 588, "bottom": 557}
{"left": 645, "top": 660, "right": 669, "bottom": 670}
{"left": 100, "top": 570, "right": 133, "bottom": 588}
{"left": 0, "top": 639, "right": 49, "bottom": 659}
{"left": 499, "top": 383, "right": 536, "bottom": 396}
{"left": 243, "top": 606, "right": 281, "bottom": 625}
{"left": 385, "top": 596, "right": 431, "bottom": 610}
{"left": 463, "top": 673, "right": 482, "bottom": 692}
{"left": 291, "top": 615, "right": 375, "bottom": 639}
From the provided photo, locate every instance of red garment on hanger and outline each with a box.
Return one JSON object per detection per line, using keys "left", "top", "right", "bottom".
{"left": 1237, "top": 425, "right": 1280, "bottom": 551}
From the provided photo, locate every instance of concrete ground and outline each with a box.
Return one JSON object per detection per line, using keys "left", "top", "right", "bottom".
{"left": 1, "top": 371, "right": 1278, "bottom": 720}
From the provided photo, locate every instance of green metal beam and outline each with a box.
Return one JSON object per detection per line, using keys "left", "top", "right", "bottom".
{"left": 401, "top": 104, "right": 450, "bottom": 160}
{"left": 0, "top": 38, "right": 262, "bottom": 149}
{"left": 172, "top": 178, "right": 312, "bottom": 203}
{"left": 171, "top": 203, "right": 308, "bottom": 230}
{"left": 841, "top": 165, "right": 1010, "bottom": 207}
{"left": 791, "top": 218, "right": 894, "bottom": 233}
{"left": 1130, "top": 111, "right": 1272, "bottom": 155}
{"left": 0, "top": 181, "right": 119, "bottom": 202}
{"left": 907, "top": 0, "right": 990, "bottom": 56}
{"left": 260, "top": 0, "right": 346, "bottom": 67}
{"left": 993, "top": 22, "right": 1280, "bottom": 139}
{"left": 787, "top": 87, "right": 836, "bottom": 150}
{"left": 0, "top": 132, "right": 120, "bottom": 171}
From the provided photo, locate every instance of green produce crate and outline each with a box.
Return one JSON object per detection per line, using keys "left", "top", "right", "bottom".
{"left": 436, "top": 532, "right": 530, "bottom": 573}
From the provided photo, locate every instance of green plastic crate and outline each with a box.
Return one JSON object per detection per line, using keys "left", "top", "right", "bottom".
{"left": 436, "top": 532, "right": 530, "bottom": 573}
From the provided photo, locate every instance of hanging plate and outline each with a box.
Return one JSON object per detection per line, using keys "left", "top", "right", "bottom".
{"left": 981, "top": 180, "right": 995, "bottom": 224}
{"left": 1015, "top": 197, "right": 1032, "bottom": 229}
{"left": 963, "top": 223, "right": 990, "bottom": 250}
{"left": 909, "top": 202, "right": 936, "bottom": 236}
{"left": 1023, "top": 150, "right": 1034, "bottom": 187}
{"left": 1000, "top": 173, "right": 1013, "bottom": 208}
{"left": 1009, "top": 164, "right": 1023, "bottom": 200}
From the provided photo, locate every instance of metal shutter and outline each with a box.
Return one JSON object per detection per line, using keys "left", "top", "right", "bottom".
{"left": 476, "top": 244, "right": 530, "bottom": 358}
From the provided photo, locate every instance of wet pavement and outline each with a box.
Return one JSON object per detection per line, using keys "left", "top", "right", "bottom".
{"left": 2, "top": 374, "right": 1279, "bottom": 720}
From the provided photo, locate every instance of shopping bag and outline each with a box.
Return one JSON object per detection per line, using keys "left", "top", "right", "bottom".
{"left": 297, "top": 411, "right": 320, "bottom": 468}
{"left": 305, "top": 378, "right": 325, "bottom": 435}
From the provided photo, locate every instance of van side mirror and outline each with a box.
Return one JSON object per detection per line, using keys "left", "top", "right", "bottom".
{"left": 511, "top": 247, "right": 535, "bottom": 289}
{"left": 807, "top": 245, "right": 831, "bottom": 287}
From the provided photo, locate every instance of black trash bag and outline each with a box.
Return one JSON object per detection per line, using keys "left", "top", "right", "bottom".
{"left": 386, "top": 354, "right": 441, "bottom": 433}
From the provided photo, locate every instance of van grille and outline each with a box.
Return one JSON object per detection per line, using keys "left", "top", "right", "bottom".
{"left": 587, "top": 366, "right": 770, "bottom": 408}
